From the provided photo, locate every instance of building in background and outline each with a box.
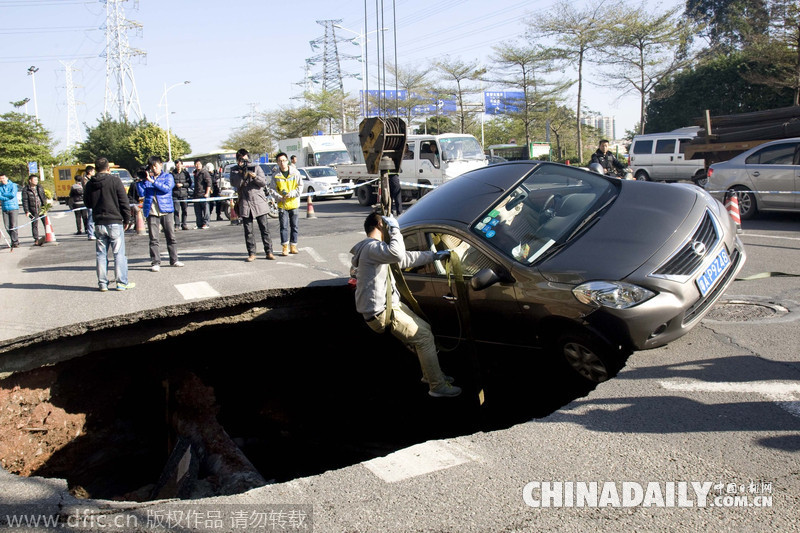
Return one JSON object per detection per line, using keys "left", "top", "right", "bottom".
{"left": 581, "top": 115, "right": 616, "bottom": 141}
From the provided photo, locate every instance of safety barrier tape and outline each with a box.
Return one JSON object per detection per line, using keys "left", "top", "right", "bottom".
{"left": 705, "top": 189, "right": 800, "bottom": 195}
{"left": 736, "top": 271, "right": 800, "bottom": 281}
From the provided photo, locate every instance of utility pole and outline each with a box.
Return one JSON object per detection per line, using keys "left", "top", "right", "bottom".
{"left": 102, "top": 0, "right": 145, "bottom": 122}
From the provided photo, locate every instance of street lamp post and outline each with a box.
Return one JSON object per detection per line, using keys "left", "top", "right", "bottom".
{"left": 27, "top": 66, "right": 39, "bottom": 121}
{"left": 333, "top": 24, "right": 387, "bottom": 119}
{"left": 160, "top": 81, "right": 190, "bottom": 164}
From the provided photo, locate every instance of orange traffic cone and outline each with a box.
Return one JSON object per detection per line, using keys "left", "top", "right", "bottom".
{"left": 42, "top": 215, "right": 58, "bottom": 245}
{"left": 306, "top": 194, "right": 317, "bottom": 219}
{"left": 134, "top": 207, "right": 146, "bottom": 235}
{"left": 724, "top": 191, "right": 742, "bottom": 234}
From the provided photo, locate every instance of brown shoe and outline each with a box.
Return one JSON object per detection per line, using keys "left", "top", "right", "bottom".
{"left": 246, "top": 254, "right": 256, "bottom": 262}
{"left": 266, "top": 252, "right": 275, "bottom": 260}
{"left": 282, "top": 244, "right": 289, "bottom": 256}
{"left": 290, "top": 244, "right": 299, "bottom": 254}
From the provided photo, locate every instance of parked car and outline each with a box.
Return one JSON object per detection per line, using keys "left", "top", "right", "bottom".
{"left": 705, "top": 137, "right": 800, "bottom": 220}
{"left": 396, "top": 161, "right": 745, "bottom": 383}
{"left": 296, "top": 166, "right": 353, "bottom": 200}
{"left": 629, "top": 127, "right": 706, "bottom": 183}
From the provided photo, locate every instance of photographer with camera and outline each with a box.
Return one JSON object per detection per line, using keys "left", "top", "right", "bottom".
{"left": 229, "top": 148, "right": 275, "bottom": 261}
{"left": 192, "top": 159, "right": 213, "bottom": 229}
{"left": 137, "top": 155, "right": 183, "bottom": 271}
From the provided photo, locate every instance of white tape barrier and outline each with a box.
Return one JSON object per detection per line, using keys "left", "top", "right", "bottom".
{"left": 705, "top": 189, "right": 800, "bottom": 195}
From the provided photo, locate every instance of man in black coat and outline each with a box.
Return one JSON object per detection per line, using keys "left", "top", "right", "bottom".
{"left": 171, "top": 159, "right": 193, "bottom": 230}
{"left": 192, "top": 160, "right": 212, "bottom": 229}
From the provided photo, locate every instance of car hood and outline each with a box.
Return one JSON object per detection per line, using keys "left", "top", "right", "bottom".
{"left": 537, "top": 182, "right": 697, "bottom": 283}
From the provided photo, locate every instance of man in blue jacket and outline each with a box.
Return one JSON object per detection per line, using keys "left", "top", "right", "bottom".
{"left": 137, "top": 155, "right": 184, "bottom": 272}
{"left": 0, "top": 174, "right": 20, "bottom": 248}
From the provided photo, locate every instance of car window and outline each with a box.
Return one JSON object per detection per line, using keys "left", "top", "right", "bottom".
{"left": 633, "top": 140, "right": 652, "bottom": 154}
{"left": 401, "top": 230, "right": 496, "bottom": 277}
{"left": 403, "top": 142, "right": 415, "bottom": 160}
{"left": 655, "top": 139, "right": 676, "bottom": 154}
{"left": 306, "top": 168, "right": 337, "bottom": 178}
{"left": 470, "top": 166, "right": 617, "bottom": 265}
{"left": 678, "top": 138, "right": 693, "bottom": 155}
{"left": 745, "top": 143, "right": 799, "bottom": 166}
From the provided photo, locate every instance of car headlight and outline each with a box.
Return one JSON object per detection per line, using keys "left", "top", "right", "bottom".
{"left": 572, "top": 281, "right": 655, "bottom": 309}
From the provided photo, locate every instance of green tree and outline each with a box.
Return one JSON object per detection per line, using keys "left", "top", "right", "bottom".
{"left": 434, "top": 57, "right": 487, "bottom": 134}
{"left": 416, "top": 115, "right": 455, "bottom": 135}
{"left": 124, "top": 123, "right": 190, "bottom": 170}
{"left": 645, "top": 51, "right": 795, "bottom": 132}
{"left": 685, "top": 0, "right": 769, "bottom": 51}
{"left": 74, "top": 115, "right": 138, "bottom": 169}
{"left": 0, "top": 111, "right": 56, "bottom": 182}
{"left": 529, "top": 0, "right": 616, "bottom": 162}
{"left": 603, "top": 5, "right": 697, "bottom": 134}
{"left": 222, "top": 123, "right": 274, "bottom": 156}
{"left": 489, "top": 42, "right": 571, "bottom": 148}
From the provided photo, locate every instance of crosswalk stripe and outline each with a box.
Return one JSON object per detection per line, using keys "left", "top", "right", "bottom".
{"left": 175, "top": 281, "right": 221, "bottom": 300}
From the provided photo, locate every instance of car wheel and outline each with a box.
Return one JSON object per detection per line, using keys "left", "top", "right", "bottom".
{"left": 692, "top": 171, "right": 707, "bottom": 188}
{"left": 222, "top": 202, "right": 230, "bottom": 220}
{"left": 357, "top": 183, "right": 377, "bottom": 206}
{"left": 635, "top": 170, "right": 649, "bottom": 181}
{"left": 556, "top": 329, "right": 621, "bottom": 384}
{"left": 267, "top": 198, "right": 279, "bottom": 219}
{"left": 731, "top": 186, "right": 757, "bottom": 220}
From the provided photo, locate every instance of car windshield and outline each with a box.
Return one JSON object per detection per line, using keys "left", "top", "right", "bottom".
{"left": 471, "top": 165, "right": 617, "bottom": 265}
{"left": 316, "top": 151, "right": 352, "bottom": 166}
{"left": 439, "top": 137, "right": 485, "bottom": 162}
{"left": 304, "top": 167, "right": 337, "bottom": 179}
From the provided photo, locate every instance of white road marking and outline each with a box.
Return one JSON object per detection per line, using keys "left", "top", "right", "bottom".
{"left": 661, "top": 380, "right": 800, "bottom": 419}
{"left": 174, "top": 281, "right": 221, "bottom": 300}
{"left": 743, "top": 233, "right": 800, "bottom": 241}
{"left": 299, "top": 247, "right": 325, "bottom": 262}
{"left": 362, "top": 440, "right": 474, "bottom": 483}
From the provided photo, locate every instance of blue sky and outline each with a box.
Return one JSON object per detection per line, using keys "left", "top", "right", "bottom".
{"left": 1, "top": 0, "right": 681, "bottom": 155}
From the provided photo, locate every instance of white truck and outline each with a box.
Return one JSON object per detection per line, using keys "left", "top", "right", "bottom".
{"left": 337, "top": 133, "right": 488, "bottom": 206}
{"left": 278, "top": 135, "right": 352, "bottom": 167}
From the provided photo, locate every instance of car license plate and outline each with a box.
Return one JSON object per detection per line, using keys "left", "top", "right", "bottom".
{"left": 333, "top": 186, "right": 346, "bottom": 193}
{"left": 696, "top": 248, "right": 731, "bottom": 297}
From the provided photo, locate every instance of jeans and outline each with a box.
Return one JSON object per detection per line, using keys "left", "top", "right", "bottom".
{"left": 95, "top": 224, "right": 128, "bottom": 288}
{"left": 86, "top": 209, "right": 95, "bottom": 238}
{"left": 2, "top": 209, "right": 18, "bottom": 245}
{"left": 193, "top": 200, "right": 209, "bottom": 228}
{"left": 278, "top": 208, "right": 299, "bottom": 245}
{"left": 242, "top": 213, "right": 273, "bottom": 255}
{"left": 366, "top": 300, "right": 447, "bottom": 390}
{"left": 147, "top": 213, "right": 179, "bottom": 265}
{"left": 173, "top": 197, "right": 189, "bottom": 228}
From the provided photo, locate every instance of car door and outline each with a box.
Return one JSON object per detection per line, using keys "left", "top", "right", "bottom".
{"left": 398, "top": 141, "right": 417, "bottom": 184}
{"left": 403, "top": 229, "right": 526, "bottom": 347}
{"left": 676, "top": 137, "right": 702, "bottom": 180}
{"left": 653, "top": 138, "right": 678, "bottom": 180}
{"left": 744, "top": 141, "right": 800, "bottom": 210}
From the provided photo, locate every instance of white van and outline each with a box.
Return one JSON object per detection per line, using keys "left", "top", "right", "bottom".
{"left": 629, "top": 127, "right": 706, "bottom": 182}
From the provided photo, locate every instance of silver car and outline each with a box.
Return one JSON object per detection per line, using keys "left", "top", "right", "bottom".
{"left": 705, "top": 138, "right": 800, "bottom": 219}
{"left": 398, "top": 161, "right": 746, "bottom": 383}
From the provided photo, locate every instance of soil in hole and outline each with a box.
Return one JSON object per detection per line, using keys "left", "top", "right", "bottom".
{"left": 0, "top": 304, "right": 595, "bottom": 501}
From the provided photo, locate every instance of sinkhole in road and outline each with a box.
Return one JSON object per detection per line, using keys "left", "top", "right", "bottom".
{"left": 0, "top": 284, "right": 594, "bottom": 502}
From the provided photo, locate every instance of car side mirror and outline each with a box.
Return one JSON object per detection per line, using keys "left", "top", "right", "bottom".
{"left": 470, "top": 267, "right": 513, "bottom": 291}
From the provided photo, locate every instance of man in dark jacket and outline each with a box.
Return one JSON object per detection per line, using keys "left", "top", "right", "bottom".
{"left": 21, "top": 174, "right": 47, "bottom": 245}
{"left": 590, "top": 140, "right": 626, "bottom": 175}
{"left": 192, "top": 160, "right": 212, "bottom": 229}
{"left": 68, "top": 175, "right": 89, "bottom": 235}
{"left": 84, "top": 157, "right": 134, "bottom": 291}
{"left": 230, "top": 148, "right": 275, "bottom": 261}
{"left": 171, "top": 159, "right": 192, "bottom": 230}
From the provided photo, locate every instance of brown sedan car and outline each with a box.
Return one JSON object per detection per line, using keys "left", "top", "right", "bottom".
{"left": 398, "top": 161, "right": 746, "bottom": 383}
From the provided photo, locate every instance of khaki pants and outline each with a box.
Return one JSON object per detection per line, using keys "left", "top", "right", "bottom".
{"left": 367, "top": 301, "right": 447, "bottom": 389}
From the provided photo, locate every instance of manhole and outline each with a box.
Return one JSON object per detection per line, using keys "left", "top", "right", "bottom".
{"left": 704, "top": 299, "right": 789, "bottom": 322}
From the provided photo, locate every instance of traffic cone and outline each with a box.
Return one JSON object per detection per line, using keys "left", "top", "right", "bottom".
{"left": 724, "top": 191, "right": 742, "bottom": 234}
{"left": 306, "top": 194, "right": 317, "bottom": 219}
{"left": 135, "top": 207, "right": 147, "bottom": 235}
{"left": 42, "top": 215, "right": 58, "bottom": 245}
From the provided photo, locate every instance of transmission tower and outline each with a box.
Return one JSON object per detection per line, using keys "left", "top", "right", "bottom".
{"left": 307, "top": 20, "right": 359, "bottom": 92}
{"left": 60, "top": 60, "right": 81, "bottom": 147}
{"left": 102, "top": 0, "right": 145, "bottom": 121}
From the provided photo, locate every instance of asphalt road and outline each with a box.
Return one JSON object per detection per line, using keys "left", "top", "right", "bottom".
{"left": 1, "top": 199, "right": 799, "bottom": 532}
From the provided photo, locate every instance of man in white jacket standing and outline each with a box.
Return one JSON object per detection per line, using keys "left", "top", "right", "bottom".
{"left": 350, "top": 211, "right": 461, "bottom": 398}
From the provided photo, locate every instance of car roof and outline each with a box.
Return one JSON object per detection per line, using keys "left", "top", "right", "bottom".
{"left": 711, "top": 137, "right": 800, "bottom": 166}
{"left": 400, "top": 161, "right": 546, "bottom": 227}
